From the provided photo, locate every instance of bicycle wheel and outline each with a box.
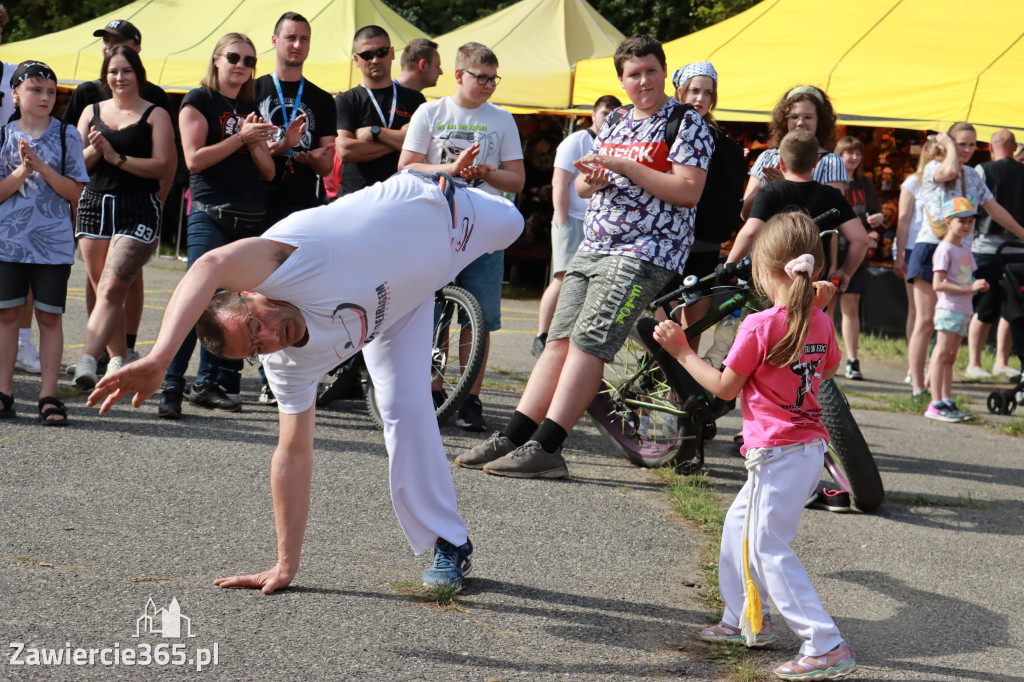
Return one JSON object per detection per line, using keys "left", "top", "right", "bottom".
{"left": 365, "top": 285, "right": 486, "bottom": 428}
{"left": 819, "top": 378, "right": 884, "bottom": 512}
{"left": 587, "top": 317, "right": 700, "bottom": 469}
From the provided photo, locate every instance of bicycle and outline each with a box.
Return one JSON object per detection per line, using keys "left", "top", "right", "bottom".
{"left": 317, "top": 284, "right": 486, "bottom": 428}
{"left": 587, "top": 233, "right": 885, "bottom": 512}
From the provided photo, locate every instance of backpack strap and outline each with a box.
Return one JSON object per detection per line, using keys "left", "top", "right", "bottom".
{"left": 664, "top": 102, "right": 694, "bottom": 146}
{"left": 59, "top": 121, "right": 68, "bottom": 176}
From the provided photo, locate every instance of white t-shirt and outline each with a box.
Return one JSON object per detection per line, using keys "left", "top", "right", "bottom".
{"left": 0, "top": 62, "right": 16, "bottom": 125}
{"left": 552, "top": 128, "right": 595, "bottom": 220}
{"left": 898, "top": 174, "right": 927, "bottom": 255}
{"left": 917, "top": 160, "right": 993, "bottom": 248}
{"left": 402, "top": 97, "right": 523, "bottom": 196}
{"left": 257, "top": 173, "right": 521, "bottom": 413}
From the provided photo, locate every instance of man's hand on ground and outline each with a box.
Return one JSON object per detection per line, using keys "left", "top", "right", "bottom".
{"left": 214, "top": 564, "right": 295, "bottom": 595}
{"left": 87, "top": 355, "right": 167, "bottom": 414}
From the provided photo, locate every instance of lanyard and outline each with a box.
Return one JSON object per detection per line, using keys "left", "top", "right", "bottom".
{"left": 362, "top": 81, "right": 397, "bottom": 129}
{"left": 272, "top": 73, "right": 304, "bottom": 156}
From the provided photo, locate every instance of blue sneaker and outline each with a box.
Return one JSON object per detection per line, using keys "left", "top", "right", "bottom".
{"left": 422, "top": 537, "right": 473, "bottom": 590}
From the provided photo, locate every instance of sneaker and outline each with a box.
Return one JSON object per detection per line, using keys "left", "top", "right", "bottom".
{"left": 96, "top": 350, "right": 110, "bottom": 377}
{"left": 15, "top": 340, "right": 41, "bottom": 374}
{"left": 483, "top": 440, "right": 568, "bottom": 479}
{"left": 699, "top": 616, "right": 778, "bottom": 648}
{"left": 125, "top": 348, "right": 140, "bottom": 364}
{"left": 806, "top": 487, "right": 852, "bottom": 513}
{"left": 992, "top": 364, "right": 1019, "bottom": 378}
{"left": 844, "top": 358, "right": 862, "bottom": 380}
{"left": 455, "top": 395, "right": 487, "bottom": 432}
{"left": 422, "top": 537, "right": 473, "bottom": 591}
{"left": 258, "top": 383, "right": 277, "bottom": 406}
{"left": 217, "top": 383, "right": 241, "bottom": 403}
{"left": 964, "top": 365, "right": 992, "bottom": 380}
{"left": 945, "top": 401, "right": 974, "bottom": 422}
{"left": 904, "top": 373, "right": 912, "bottom": 385}
{"left": 106, "top": 356, "right": 124, "bottom": 375}
{"left": 456, "top": 431, "right": 516, "bottom": 469}
{"left": 188, "top": 383, "right": 242, "bottom": 412}
{"left": 531, "top": 333, "right": 547, "bottom": 358}
{"left": 73, "top": 355, "right": 99, "bottom": 390}
{"left": 774, "top": 640, "right": 856, "bottom": 680}
{"left": 924, "top": 402, "right": 959, "bottom": 423}
{"left": 158, "top": 388, "right": 184, "bottom": 420}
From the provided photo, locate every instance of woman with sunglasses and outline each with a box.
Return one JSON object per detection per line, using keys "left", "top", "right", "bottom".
{"left": 741, "top": 86, "right": 847, "bottom": 220}
{"left": 157, "top": 33, "right": 275, "bottom": 418}
{"left": 71, "top": 46, "right": 175, "bottom": 389}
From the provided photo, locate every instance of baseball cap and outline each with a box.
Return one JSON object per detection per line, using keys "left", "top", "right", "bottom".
{"left": 93, "top": 19, "right": 142, "bottom": 45}
{"left": 10, "top": 61, "right": 57, "bottom": 88}
{"left": 943, "top": 196, "right": 977, "bottom": 219}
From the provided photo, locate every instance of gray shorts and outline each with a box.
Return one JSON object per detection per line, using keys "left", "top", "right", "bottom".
{"left": 550, "top": 215, "right": 585, "bottom": 274}
{"left": 549, "top": 251, "right": 675, "bottom": 362}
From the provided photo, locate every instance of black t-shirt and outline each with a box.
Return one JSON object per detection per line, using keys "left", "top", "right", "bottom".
{"left": 254, "top": 75, "right": 336, "bottom": 209}
{"left": 181, "top": 86, "right": 263, "bottom": 206}
{"left": 334, "top": 82, "right": 425, "bottom": 195}
{"left": 63, "top": 79, "right": 173, "bottom": 129}
{"left": 751, "top": 179, "right": 856, "bottom": 272}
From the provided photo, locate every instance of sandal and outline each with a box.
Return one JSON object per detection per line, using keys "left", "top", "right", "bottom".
{"left": 38, "top": 396, "right": 69, "bottom": 426}
{"left": 0, "top": 391, "right": 15, "bottom": 419}
{"left": 699, "top": 617, "right": 777, "bottom": 647}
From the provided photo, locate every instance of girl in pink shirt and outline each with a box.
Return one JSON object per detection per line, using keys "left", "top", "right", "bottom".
{"left": 654, "top": 211, "right": 856, "bottom": 680}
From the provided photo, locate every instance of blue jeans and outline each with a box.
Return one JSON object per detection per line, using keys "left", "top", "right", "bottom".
{"left": 162, "top": 210, "right": 243, "bottom": 393}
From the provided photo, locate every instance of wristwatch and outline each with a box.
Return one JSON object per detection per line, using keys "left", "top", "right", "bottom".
{"left": 116, "top": 153, "right": 127, "bottom": 168}
{"left": 370, "top": 125, "right": 381, "bottom": 142}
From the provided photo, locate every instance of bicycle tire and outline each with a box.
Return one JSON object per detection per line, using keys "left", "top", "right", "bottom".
{"left": 818, "top": 378, "right": 884, "bottom": 512}
{"left": 587, "top": 317, "right": 699, "bottom": 469}
{"left": 365, "top": 285, "right": 486, "bottom": 427}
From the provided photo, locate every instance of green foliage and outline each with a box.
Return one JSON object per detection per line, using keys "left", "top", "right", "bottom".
{"left": 3, "top": 0, "right": 135, "bottom": 42}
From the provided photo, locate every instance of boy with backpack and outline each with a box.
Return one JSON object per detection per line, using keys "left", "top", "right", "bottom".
{"left": 458, "top": 35, "right": 713, "bottom": 478}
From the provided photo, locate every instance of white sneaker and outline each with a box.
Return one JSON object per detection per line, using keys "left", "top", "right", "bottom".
{"left": 992, "top": 364, "right": 1019, "bottom": 378}
{"left": 964, "top": 366, "right": 992, "bottom": 380}
{"left": 15, "top": 341, "right": 41, "bottom": 374}
{"left": 74, "top": 355, "right": 99, "bottom": 390}
{"left": 106, "top": 356, "right": 125, "bottom": 375}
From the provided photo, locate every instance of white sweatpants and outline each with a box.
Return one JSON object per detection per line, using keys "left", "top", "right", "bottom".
{"left": 362, "top": 182, "right": 523, "bottom": 555}
{"left": 718, "top": 440, "right": 844, "bottom": 656}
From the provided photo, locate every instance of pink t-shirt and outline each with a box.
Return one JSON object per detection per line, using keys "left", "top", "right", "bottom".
{"left": 724, "top": 305, "right": 840, "bottom": 455}
{"left": 931, "top": 240, "right": 976, "bottom": 315}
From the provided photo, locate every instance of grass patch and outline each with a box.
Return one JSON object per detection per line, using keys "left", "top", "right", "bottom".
{"left": 1002, "top": 417, "right": 1024, "bottom": 437}
{"left": 501, "top": 283, "right": 541, "bottom": 300}
{"left": 706, "top": 644, "right": 771, "bottom": 681}
{"left": 886, "top": 493, "right": 985, "bottom": 509}
{"left": 393, "top": 578, "right": 466, "bottom": 611}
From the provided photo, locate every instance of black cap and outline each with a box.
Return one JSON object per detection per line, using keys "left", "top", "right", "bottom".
{"left": 10, "top": 61, "right": 57, "bottom": 89}
{"left": 93, "top": 19, "right": 142, "bottom": 45}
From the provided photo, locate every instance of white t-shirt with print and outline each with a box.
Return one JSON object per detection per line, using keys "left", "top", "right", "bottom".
{"left": 916, "top": 160, "right": 993, "bottom": 247}
{"left": 402, "top": 97, "right": 523, "bottom": 197}
{"left": 749, "top": 148, "right": 848, "bottom": 185}
{"left": 579, "top": 99, "right": 714, "bottom": 275}
{"left": 552, "top": 128, "right": 595, "bottom": 220}
{"left": 257, "top": 173, "right": 522, "bottom": 413}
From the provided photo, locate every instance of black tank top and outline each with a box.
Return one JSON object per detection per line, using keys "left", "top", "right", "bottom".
{"left": 86, "top": 103, "right": 159, "bottom": 194}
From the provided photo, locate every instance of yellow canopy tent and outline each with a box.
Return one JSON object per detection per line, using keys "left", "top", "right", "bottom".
{"left": 423, "top": 0, "right": 624, "bottom": 111}
{"left": 0, "top": 0, "right": 425, "bottom": 94}
{"left": 572, "top": 0, "right": 1024, "bottom": 137}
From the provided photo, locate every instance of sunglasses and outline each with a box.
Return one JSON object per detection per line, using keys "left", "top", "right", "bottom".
{"left": 355, "top": 46, "right": 390, "bottom": 61}
{"left": 223, "top": 52, "right": 257, "bottom": 69}
{"left": 463, "top": 69, "right": 501, "bottom": 87}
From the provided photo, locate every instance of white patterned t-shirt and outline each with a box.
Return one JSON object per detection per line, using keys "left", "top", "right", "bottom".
{"left": 578, "top": 100, "right": 713, "bottom": 275}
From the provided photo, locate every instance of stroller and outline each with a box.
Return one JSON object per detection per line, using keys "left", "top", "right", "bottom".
{"left": 986, "top": 240, "right": 1024, "bottom": 415}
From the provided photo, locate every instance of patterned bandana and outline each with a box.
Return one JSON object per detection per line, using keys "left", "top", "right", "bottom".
{"left": 671, "top": 61, "right": 717, "bottom": 90}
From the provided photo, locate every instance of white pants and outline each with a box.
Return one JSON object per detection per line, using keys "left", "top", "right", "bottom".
{"left": 362, "top": 183, "right": 523, "bottom": 554}
{"left": 719, "top": 440, "right": 844, "bottom": 656}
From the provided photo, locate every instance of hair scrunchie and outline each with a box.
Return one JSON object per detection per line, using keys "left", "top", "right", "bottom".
{"left": 784, "top": 254, "right": 815, "bottom": 279}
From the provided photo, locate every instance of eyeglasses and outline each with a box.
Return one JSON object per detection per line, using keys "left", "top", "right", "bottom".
{"left": 463, "top": 69, "right": 501, "bottom": 87}
{"left": 786, "top": 114, "right": 816, "bottom": 123}
{"left": 354, "top": 46, "right": 390, "bottom": 61}
{"left": 223, "top": 52, "right": 257, "bottom": 69}
{"left": 238, "top": 293, "right": 263, "bottom": 366}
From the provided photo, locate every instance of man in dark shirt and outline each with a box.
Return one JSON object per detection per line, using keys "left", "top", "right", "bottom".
{"left": 727, "top": 129, "right": 868, "bottom": 290}
{"left": 62, "top": 19, "right": 177, "bottom": 367}
{"left": 334, "top": 25, "right": 426, "bottom": 196}
{"left": 252, "top": 11, "right": 337, "bottom": 406}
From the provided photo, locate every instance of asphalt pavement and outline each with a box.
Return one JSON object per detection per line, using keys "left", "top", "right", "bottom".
{"left": 1, "top": 257, "right": 1022, "bottom": 681}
